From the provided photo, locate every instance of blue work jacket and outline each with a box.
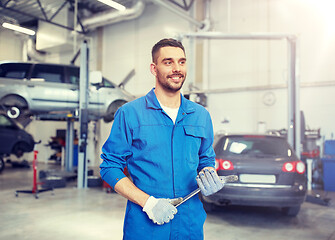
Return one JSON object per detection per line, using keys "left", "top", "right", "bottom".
{"left": 100, "top": 88, "right": 215, "bottom": 240}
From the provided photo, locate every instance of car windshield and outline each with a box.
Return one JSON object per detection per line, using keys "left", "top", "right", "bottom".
{"left": 89, "top": 77, "right": 116, "bottom": 88}
{"left": 65, "top": 66, "right": 116, "bottom": 87}
{"left": 101, "top": 77, "right": 115, "bottom": 88}
{"left": 214, "top": 135, "right": 294, "bottom": 158}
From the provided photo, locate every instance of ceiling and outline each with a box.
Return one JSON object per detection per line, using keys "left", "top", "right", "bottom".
{"left": 0, "top": 0, "right": 195, "bottom": 34}
{"left": 0, "top": 0, "right": 138, "bottom": 34}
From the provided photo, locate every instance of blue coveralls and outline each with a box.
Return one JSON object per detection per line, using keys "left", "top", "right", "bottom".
{"left": 100, "top": 88, "right": 215, "bottom": 240}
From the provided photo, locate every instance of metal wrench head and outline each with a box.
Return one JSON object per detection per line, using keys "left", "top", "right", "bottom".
{"left": 173, "top": 175, "right": 239, "bottom": 207}
{"left": 169, "top": 197, "right": 183, "bottom": 206}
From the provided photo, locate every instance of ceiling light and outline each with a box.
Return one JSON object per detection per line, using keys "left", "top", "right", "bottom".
{"left": 97, "top": 0, "right": 126, "bottom": 11}
{"left": 2, "top": 22, "right": 35, "bottom": 36}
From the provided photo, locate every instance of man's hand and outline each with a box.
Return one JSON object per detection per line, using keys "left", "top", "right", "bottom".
{"left": 196, "top": 167, "right": 224, "bottom": 196}
{"left": 143, "top": 196, "right": 178, "bottom": 225}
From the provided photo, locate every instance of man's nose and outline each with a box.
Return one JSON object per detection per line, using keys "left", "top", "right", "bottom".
{"left": 172, "top": 63, "right": 181, "bottom": 72}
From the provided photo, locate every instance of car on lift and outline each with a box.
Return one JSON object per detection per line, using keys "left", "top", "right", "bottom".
{"left": 0, "top": 112, "right": 35, "bottom": 172}
{"left": 201, "top": 133, "right": 307, "bottom": 217}
{"left": 0, "top": 61, "right": 134, "bottom": 122}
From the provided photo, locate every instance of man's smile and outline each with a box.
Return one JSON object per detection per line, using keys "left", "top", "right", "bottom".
{"left": 168, "top": 74, "right": 184, "bottom": 82}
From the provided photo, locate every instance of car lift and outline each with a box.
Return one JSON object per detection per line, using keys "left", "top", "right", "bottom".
{"left": 17, "top": 41, "right": 91, "bottom": 192}
{"left": 40, "top": 40, "right": 91, "bottom": 188}
{"left": 77, "top": 40, "right": 89, "bottom": 189}
{"left": 36, "top": 41, "right": 90, "bottom": 189}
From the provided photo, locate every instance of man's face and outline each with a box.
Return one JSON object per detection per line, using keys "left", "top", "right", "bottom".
{"left": 151, "top": 46, "right": 187, "bottom": 93}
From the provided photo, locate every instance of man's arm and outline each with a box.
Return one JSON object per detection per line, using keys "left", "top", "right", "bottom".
{"left": 197, "top": 111, "right": 216, "bottom": 171}
{"left": 101, "top": 107, "right": 177, "bottom": 225}
{"left": 114, "top": 177, "right": 149, "bottom": 207}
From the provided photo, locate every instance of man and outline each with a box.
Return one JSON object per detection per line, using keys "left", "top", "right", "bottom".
{"left": 100, "top": 38, "right": 223, "bottom": 240}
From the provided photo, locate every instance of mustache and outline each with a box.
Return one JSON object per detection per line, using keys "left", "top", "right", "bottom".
{"left": 167, "top": 73, "right": 184, "bottom": 78}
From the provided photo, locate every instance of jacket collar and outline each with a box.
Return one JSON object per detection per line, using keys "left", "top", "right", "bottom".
{"left": 145, "top": 88, "right": 195, "bottom": 114}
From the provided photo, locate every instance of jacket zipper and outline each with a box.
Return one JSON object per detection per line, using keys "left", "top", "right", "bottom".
{"left": 171, "top": 123, "right": 176, "bottom": 198}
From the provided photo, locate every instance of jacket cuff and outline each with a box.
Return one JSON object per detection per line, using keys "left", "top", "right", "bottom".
{"left": 100, "top": 169, "right": 127, "bottom": 189}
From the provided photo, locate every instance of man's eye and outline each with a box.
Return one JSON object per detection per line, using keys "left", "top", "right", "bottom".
{"left": 164, "top": 61, "right": 172, "bottom": 65}
{"left": 179, "top": 61, "right": 186, "bottom": 65}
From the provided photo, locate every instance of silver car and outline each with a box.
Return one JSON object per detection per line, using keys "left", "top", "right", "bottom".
{"left": 0, "top": 61, "right": 134, "bottom": 122}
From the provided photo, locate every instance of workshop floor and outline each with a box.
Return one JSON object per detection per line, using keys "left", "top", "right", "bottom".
{"left": 0, "top": 161, "right": 335, "bottom": 240}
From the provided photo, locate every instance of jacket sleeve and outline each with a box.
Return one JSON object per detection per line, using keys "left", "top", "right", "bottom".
{"left": 100, "top": 108, "right": 133, "bottom": 188}
{"left": 197, "top": 111, "right": 216, "bottom": 172}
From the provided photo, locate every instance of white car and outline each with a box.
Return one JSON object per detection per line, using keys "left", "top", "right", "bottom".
{"left": 0, "top": 61, "right": 134, "bottom": 122}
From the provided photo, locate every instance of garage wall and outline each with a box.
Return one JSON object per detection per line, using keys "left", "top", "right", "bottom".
{"left": 0, "top": 29, "right": 23, "bottom": 61}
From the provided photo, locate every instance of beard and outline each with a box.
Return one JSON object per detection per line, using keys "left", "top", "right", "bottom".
{"left": 156, "top": 71, "right": 186, "bottom": 93}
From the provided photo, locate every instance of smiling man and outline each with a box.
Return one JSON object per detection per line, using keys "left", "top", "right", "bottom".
{"left": 100, "top": 38, "right": 223, "bottom": 240}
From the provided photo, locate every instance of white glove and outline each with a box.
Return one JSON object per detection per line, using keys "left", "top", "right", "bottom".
{"left": 196, "top": 168, "right": 224, "bottom": 196}
{"left": 143, "top": 196, "right": 178, "bottom": 225}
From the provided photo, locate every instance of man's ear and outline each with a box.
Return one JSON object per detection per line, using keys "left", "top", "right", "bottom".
{"left": 150, "top": 63, "right": 157, "bottom": 76}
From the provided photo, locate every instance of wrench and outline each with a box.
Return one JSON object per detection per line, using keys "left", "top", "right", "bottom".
{"left": 171, "top": 175, "right": 238, "bottom": 207}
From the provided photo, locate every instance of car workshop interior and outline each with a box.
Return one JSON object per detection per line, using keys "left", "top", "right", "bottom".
{"left": 1, "top": 0, "right": 335, "bottom": 239}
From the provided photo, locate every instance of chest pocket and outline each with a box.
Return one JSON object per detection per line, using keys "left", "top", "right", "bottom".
{"left": 183, "top": 125, "right": 205, "bottom": 163}
{"left": 184, "top": 125, "right": 205, "bottom": 138}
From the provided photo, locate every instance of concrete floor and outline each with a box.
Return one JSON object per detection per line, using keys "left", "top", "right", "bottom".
{"left": 0, "top": 161, "right": 335, "bottom": 240}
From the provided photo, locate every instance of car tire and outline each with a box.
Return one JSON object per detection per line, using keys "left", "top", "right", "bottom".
{"left": 0, "top": 95, "right": 28, "bottom": 119}
{"left": 12, "top": 142, "right": 31, "bottom": 158}
{"left": 104, "top": 100, "right": 127, "bottom": 123}
{"left": 282, "top": 205, "right": 301, "bottom": 217}
{"left": 0, "top": 157, "right": 5, "bottom": 173}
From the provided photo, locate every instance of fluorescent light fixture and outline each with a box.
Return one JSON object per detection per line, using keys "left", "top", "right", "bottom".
{"left": 97, "top": 0, "right": 126, "bottom": 11}
{"left": 2, "top": 22, "right": 35, "bottom": 36}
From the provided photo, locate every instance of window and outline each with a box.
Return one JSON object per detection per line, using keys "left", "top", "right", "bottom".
{"left": 101, "top": 77, "right": 115, "bottom": 88}
{"left": 66, "top": 67, "right": 80, "bottom": 85}
{"left": 0, "top": 63, "right": 31, "bottom": 79}
{"left": 215, "top": 136, "right": 292, "bottom": 157}
{"left": 31, "top": 64, "right": 65, "bottom": 83}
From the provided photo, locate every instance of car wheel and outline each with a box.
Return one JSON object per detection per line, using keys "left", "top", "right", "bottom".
{"left": 12, "top": 142, "right": 30, "bottom": 158}
{"left": 282, "top": 205, "right": 301, "bottom": 217}
{"left": 0, "top": 157, "right": 5, "bottom": 173}
{"left": 104, "top": 100, "right": 127, "bottom": 123}
{"left": 0, "top": 95, "right": 28, "bottom": 119}
{"left": 7, "top": 106, "right": 21, "bottom": 118}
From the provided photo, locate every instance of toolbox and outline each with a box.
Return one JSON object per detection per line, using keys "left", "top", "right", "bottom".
{"left": 322, "top": 140, "right": 335, "bottom": 192}
{"left": 322, "top": 157, "right": 335, "bottom": 192}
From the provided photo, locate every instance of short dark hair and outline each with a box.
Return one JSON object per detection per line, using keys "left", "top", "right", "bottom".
{"left": 151, "top": 38, "right": 185, "bottom": 63}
